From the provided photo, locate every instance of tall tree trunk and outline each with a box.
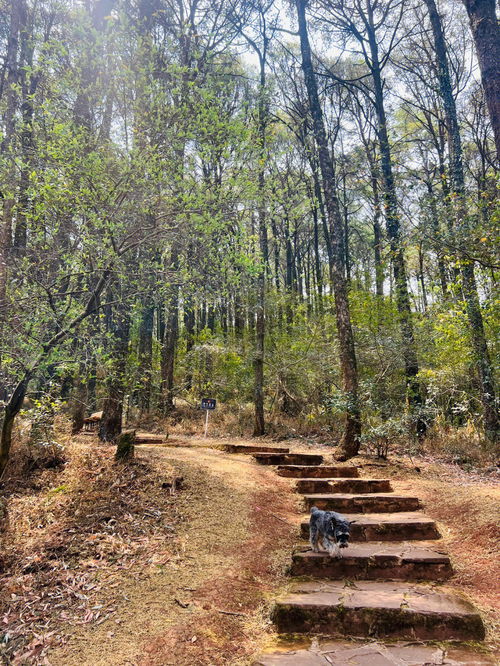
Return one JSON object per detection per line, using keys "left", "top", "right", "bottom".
{"left": 184, "top": 293, "right": 195, "bottom": 391}
{"left": 365, "top": 5, "right": 426, "bottom": 437}
{"left": 426, "top": 181, "right": 449, "bottom": 298}
{"left": 296, "top": 0, "right": 361, "bottom": 458}
{"left": 71, "top": 369, "right": 87, "bottom": 435}
{"left": 253, "top": 51, "right": 269, "bottom": 437}
{"left": 312, "top": 200, "right": 324, "bottom": 314}
{"left": 137, "top": 303, "right": 154, "bottom": 414}
{"left": 463, "top": 0, "right": 500, "bottom": 162}
{"left": 99, "top": 300, "right": 130, "bottom": 442}
{"left": 13, "top": 1, "right": 35, "bottom": 252}
{"left": 418, "top": 242, "right": 428, "bottom": 312}
{"left": 310, "top": 155, "right": 334, "bottom": 289}
{"left": 161, "top": 245, "right": 180, "bottom": 413}
{"left": 365, "top": 151, "right": 384, "bottom": 297}
{"left": 0, "top": 0, "right": 25, "bottom": 401}
{"left": 425, "top": 0, "right": 499, "bottom": 443}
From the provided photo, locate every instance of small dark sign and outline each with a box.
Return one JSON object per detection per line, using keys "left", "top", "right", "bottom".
{"left": 201, "top": 398, "right": 216, "bottom": 410}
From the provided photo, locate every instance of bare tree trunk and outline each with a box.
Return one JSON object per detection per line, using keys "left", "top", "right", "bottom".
{"left": 366, "top": 155, "right": 384, "bottom": 297}
{"left": 312, "top": 200, "right": 324, "bottom": 314}
{"left": 418, "top": 242, "right": 428, "bottom": 312}
{"left": 463, "top": 0, "right": 500, "bottom": 162}
{"left": 99, "top": 299, "right": 130, "bottom": 442}
{"left": 184, "top": 293, "right": 195, "bottom": 391}
{"left": 365, "top": 5, "right": 426, "bottom": 438}
{"left": 137, "top": 303, "right": 154, "bottom": 414}
{"left": 253, "top": 48, "right": 269, "bottom": 437}
{"left": 426, "top": 181, "right": 448, "bottom": 298}
{"left": 70, "top": 368, "right": 87, "bottom": 434}
{"left": 296, "top": 0, "right": 361, "bottom": 458}
{"left": 161, "top": 245, "right": 180, "bottom": 413}
{"left": 0, "top": 0, "right": 25, "bottom": 399}
{"left": 425, "top": 0, "right": 499, "bottom": 443}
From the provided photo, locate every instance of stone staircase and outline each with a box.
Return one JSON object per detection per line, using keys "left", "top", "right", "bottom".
{"left": 252, "top": 451, "right": 490, "bottom": 665}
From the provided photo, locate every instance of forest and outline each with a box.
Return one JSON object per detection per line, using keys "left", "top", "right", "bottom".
{"left": 0, "top": 0, "right": 499, "bottom": 465}
{"left": 0, "top": 0, "right": 499, "bottom": 662}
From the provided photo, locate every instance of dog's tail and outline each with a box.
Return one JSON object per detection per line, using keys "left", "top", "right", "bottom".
{"left": 310, "top": 505, "right": 321, "bottom": 515}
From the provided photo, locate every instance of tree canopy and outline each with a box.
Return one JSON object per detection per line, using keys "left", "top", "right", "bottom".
{"left": 0, "top": 0, "right": 498, "bottom": 473}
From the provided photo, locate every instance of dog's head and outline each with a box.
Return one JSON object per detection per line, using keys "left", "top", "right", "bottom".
{"left": 332, "top": 518, "right": 355, "bottom": 548}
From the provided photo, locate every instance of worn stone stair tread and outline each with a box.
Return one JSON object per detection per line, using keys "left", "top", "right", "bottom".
{"left": 295, "top": 478, "right": 393, "bottom": 494}
{"left": 300, "top": 512, "right": 441, "bottom": 541}
{"left": 272, "top": 581, "right": 485, "bottom": 640}
{"left": 303, "top": 494, "right": 421, "bottom": 513}
{"left": 134, "top": 432, "right": 167, "bottom": 443}
{"left": 220, "top": 444, "right": 290, "bottom": 454}
{"left": 276, "top": 465, "right": 359, "bottom": 478}
{"left": 253, "top": 453, "right": 324, "bottom": 466}
{"left": 255, "top": 640, "right": 496, "bottom": 665}
{"left": 290, "top": 543, "right": 452, "bottom": 580}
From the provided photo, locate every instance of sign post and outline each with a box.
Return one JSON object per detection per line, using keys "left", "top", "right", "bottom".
{"left": 201, "top": 398, "right": 216, "bottom": 438}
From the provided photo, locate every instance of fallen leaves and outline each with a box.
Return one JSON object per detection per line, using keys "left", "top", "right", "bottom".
{"left": 0, "top": 445, "right": 182, "bottom": 664}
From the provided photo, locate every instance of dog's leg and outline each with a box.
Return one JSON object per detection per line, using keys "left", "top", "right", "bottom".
{"left": 328, "top": 542, "right": 342, "bottom": 559}
{"left": 310, "top": 526, "right": 319, "bottom": 552}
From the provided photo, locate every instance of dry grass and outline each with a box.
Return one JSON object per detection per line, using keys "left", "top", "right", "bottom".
{"left": 1, "top": 437, "right": 181, "bottom": 664}
{"left": 1, "top": 424, "right": 498, "bottom": 664}
{"left": 1, "top": 436, "right": 299, "bottom": 665}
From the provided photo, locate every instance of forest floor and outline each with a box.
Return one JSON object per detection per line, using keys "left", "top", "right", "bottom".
{"left": 0, "top": 433, "right": 499, "bottom": 665}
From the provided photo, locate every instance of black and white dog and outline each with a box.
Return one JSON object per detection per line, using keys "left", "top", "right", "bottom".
{"left": 309, "top": 506, "right": 355, "bottom": 558}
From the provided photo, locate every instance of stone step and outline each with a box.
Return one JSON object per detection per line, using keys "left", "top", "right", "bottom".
{"left": 276, "top": 465, "right": 359, "bottom": 478}
{"left": 300, "top": 512, "right": 441, "bottom": 541}
{"left": 134, "top": 433, "right": 167, "bottom": 444}
{"left": 296, "top": 478, "right": 392, "bottom": 494}
{"left": 303, "top": 494, "right": 421, "bottom": 513}
{"left": 220, "top": 444, "right": 290, "bottom": 454}
{"left": 253, "top": 453, "right": 324, "bottom": 466}
{"left": 272, "top": 581, "right": 485, "bottom": 641}
{"left": 255, "top": 640, "right": 496, "bottom": 665}
{"left": 290, "top": 543, "right": 452, "bottom": 581}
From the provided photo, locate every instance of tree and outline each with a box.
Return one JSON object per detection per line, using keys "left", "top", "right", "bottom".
{"left": 319, "top": 0, "right": 426, "bottom": 437}
{"left": 423, "top": 0, "right": 499, "bottom": 443}
{"left": 296, "top": 0, "right": 361, "bottom": 458}
{"left": 462, "top": 0, "right": 500, "bottom": 162}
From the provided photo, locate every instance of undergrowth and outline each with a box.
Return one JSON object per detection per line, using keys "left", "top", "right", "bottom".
{"left": 0, "top": 440, "right": 181, "bottom": 664}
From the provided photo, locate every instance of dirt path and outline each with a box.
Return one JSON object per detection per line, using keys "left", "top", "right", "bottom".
{"left": 47, "top": 444, "right": 298, "bottom": 666}
{"left": 3, "top": 438, "right": 498, "bottom": 664}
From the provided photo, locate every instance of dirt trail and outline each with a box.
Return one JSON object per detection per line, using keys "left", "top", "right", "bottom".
{"left": 48, "top": 443, "right": 298, "bottom": 666}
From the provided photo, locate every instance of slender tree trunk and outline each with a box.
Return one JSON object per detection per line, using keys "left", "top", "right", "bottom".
{"left": 99, "top": 300, "right": 130, "bottom": 442}
{"left": 0, "top": 378, "right": 30, "bottom": 479}
{"left": 310, "top": 156, "right": 334, "bottom": 288}
{"left": 71, "top": 369, "right": 87, "bottom": 435}
{"left": 463, "top": 0, "right": 500, "bottom": 162}
{"left": 13, "top": 3, "right": 35, "bottom": 252}
{"left": 425, "top": 0, "right": 499, "bottom": 442}
{"left": 312, "top": 201, "right": 324, "bottom": 314}
{"left": 184, "top": 293, "right": 195, "bottom": 390}
{"left": 253, "top": 53, "right": 269, "bottom": 437}
{"left": 418, "top": 242, "right": 428, "bottom": 312}
{"left": 296, "top": 0, "right": 361, "bottom": 458}
{"left": 365, "top": 154, "right": 384, "bottom": 297}
{"left": 365, "top": 7, "right": 426, "bottom": 437}
{"left": 234, "top": 289, "right": 244, "bottom": 338}
{"left": 426, "top": 181, "right": 448, "bottom": 298}
{"left": 161, "top": 245, "right": 180, "bottom": 413}
{"left": 137, "top": 303, "right": 154, "bottom": 413}
{"left": 0, "top": 0, "right": 24, "bottom": 400}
